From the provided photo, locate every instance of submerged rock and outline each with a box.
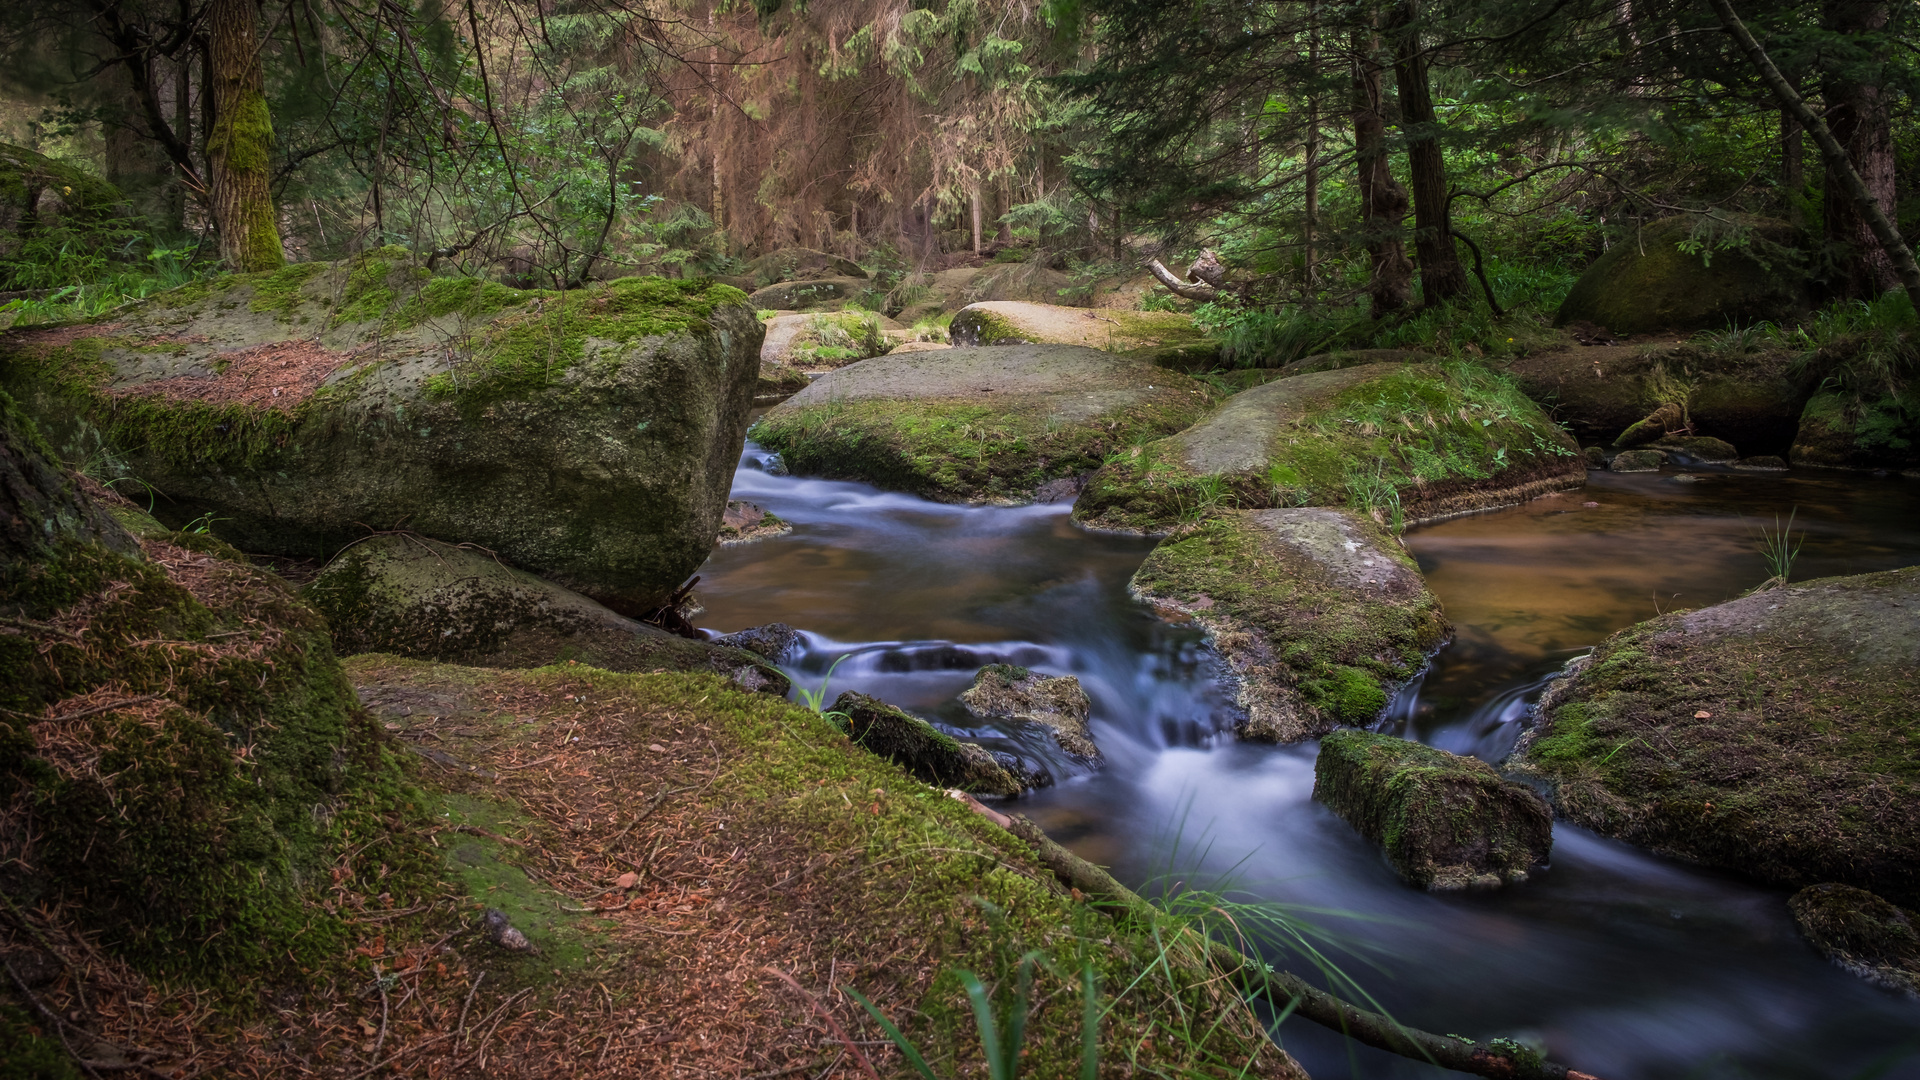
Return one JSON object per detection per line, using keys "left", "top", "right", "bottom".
{"left": 0, "top": 254, "right": 761, "bottom": 614}
{"left": 1314, "top": 731, "right": 1552, "bottom": 890}
{"left": 1131, "top": 508, "right": 1449, "bottom": 742}
{"left": 960, "top": 664, "right": 1100, "bottom": 759}
{"left": 830, "top": 691, "right": 1027, "bottom": 796}
{"left": 302, "top": 534, "right": 788, "bottom": 694}
{"left": 751, "top": 344, "right": 1212, "bottom": 501}
{"left": 1789, "top": 883, "right": 1920, "bottom": 997}
{"left": 1513, "top": 566, "right": 1920, "bottom": 906}
{"left": 1074, "top": 362, "right": 1583, "bottom": 534}
{"left": 949, "top": 301, "right": 1204, "bottom": 351}
{"left": 1732, "top": 454, "right": 1789, "bottom": 471}
{"left": 1554, "top": 215, "right": 1809, "bottom": 334}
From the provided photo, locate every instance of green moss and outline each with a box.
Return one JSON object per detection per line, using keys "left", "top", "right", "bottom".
{"left": 392, "top": 274, "right": 539, "bottom": 328}
{"left": 106, "top": 394, "right": 298, "bottom": 468}
{"left": 0, "top": 1005, "right": 82, "bottom": 1080}
{"left": 246, "top": 260, "right": 329, "bottom": 319}
{"left": 333, "top": 248, "right": 401, "bottom": 323}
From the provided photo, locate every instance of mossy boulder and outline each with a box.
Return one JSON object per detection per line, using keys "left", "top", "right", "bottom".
{"left": 738, "top": 247, "right": 866, "bottom": 288}
{"left": 1514, "top": 566, "right": 1920, "bottom": 906}
{"left": 1789, "top": 389, "right": 1920, "bottom": 471}
{"left": 1651, "top": 435, "right": 1739, "bottom": 462}
{"left": 300, "top": 534, "right": 787, "bottom": 693}
{"left": 0, "top": 143, "right": 134, "bottom": 290}
{"left": 761, "top": 310, "right": 900, "bottom": 371}
{"left": 886, "top": 263, "right": 1075, "bottom": 324}
{"left": 949, "top": 301, "right": 1205, "bottom": 351}
{"left": 1789, "top": 883, "right": 1920, "bottom": 996}
{"left": 1610, "top": 448, "right": 1665, "bottom": 472}
{"left": 751, "top": 344, "right": 1214, "bottom": 502}
{"left": 1555, "top": 216, "right": 1810, "bottom": 334}
{"left": 1131, "top": 508, "right": 1450, "bottom": 743}
{"left": 0, "top": 395, "right": 428, "bottom": 981}
{"left": 1506, "top": 342, "right": 1809, "bottom": 453}
{"left": 1074, "top": 362, "right": 1583, "bottom": 534}
{"left": 1314, "top": 731, "right": 1553, "bottom": 890}
{"left": 0, "top": 253, "right": 761, "bottom": 614}
{"left": 960, "top": 664, "right": 1099, "bottom": 760}
{"left": 748, "top": 276, "right": 873, "bottom": 311}
{"left": 830, "top": 691, "right": 1027, "bottom": 796}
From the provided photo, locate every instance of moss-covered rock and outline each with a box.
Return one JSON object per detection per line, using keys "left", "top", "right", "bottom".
{"left": 1789, "top": 389, "right": 1920, "bottom": 471}
{"left": 886, "top": 263, "right": 1075, "bottom": 324}
{"left": 717, "top": 499, "right": 791, "bottom": 545}
{"left": 300, "top": 534, "right": 787, "bottom": 693}
{"left": 1074, "top": 362, "right": 1583, "bottom": 534}
{"left": 747, "top": 276, "right": 873, "bottom": 311}
{"left": 830, "top": 691, "right": 1027, "bottom": 796}
{"left": 0, "top": 144, "right": 133, "bottom": 290}
{"left": 960, "top": 665, "right": 1099, "bottom": 760}
{"left": 1788, "top": 883, "right": 1920, "bottom": 996}
{"left": 1614, "top": 401, "right": 1687, "bottom": 447}
{"left": 0, "top": 254, "right": 760, "bottom": 614}
{"left": 1555, "top": 216, "right": 1810, "bottom": 334}
{"left": 751, "top": 344, "right": 1213, "bottom": 502}
{"left": 1132, "top": 508, "right": 1450, "bottom": 742}
{"left": 1609, "top": 448, "right": 1665, "bottom": 472}
{"left": 1651, "top": 435, "right": 1739, "bottom": 462}
{"left": 1314, "top": 731, "right": 1553, "bottom": 889}
{"left": 760, "top": 310, "right": 899, "bottom": 371}
{"left": 1513, "top": 566, "right": 1920, "bottom": 906}
{"left": 1505, "top": 342, "right": 1808, "bottom": 453}
{"left": 949, "top": 301, "right": 1205, "bottom": 351}
{"left": 0, "top": 398, "right": 430, "bottom": 983}
{"left": 738, "top": 247, "right": 867, "bottom": 287}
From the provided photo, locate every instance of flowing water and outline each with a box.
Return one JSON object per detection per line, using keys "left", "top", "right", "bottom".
{"left": 696, "top": 443, "right": 1920, "bottom": 1080}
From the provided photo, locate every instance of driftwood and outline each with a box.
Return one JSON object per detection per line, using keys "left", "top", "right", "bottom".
{"left": 1006, "top": 815, "right": 1600, "bottom": 1080}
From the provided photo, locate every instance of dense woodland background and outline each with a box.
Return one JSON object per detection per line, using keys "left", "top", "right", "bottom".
{"left": 0, "top": 0, "right": 1915, "bottom": 352}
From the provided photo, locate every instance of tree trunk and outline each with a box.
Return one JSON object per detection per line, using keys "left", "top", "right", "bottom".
{"left": 1391, "top": 0, "right": 1466, "bottom": 307}
{"left": 206, "top": 0, "right": 283, "bottom": 272}
{"left": 1820, "top": 0, "right": 1897, "bottom": 299}
{"left": 1304, "top": 5, "right": 1321, "bottom": 293}
{"left": 709, "top": 7, "right": 726, "bottom": 254}
{"left": 971, "top": 187, "right": 982, "bottom": 254}
{"left": 1781, "top": 106, "right": 1804, "bottom": 229}
{"left": 1351, "top": 25, "right": 1412, "bottom": 317}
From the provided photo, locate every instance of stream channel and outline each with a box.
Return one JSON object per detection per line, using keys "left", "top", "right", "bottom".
{"left": 695, "top": 438, "right": 1920, "bottom": 1080}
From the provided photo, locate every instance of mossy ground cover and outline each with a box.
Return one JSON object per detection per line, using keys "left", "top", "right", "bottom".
{"left": 1131, "top": 508, "right": 1448, "bottom": 742}
{"left": 1076, "top": 362, "right": 1582, "bottom": 533}
{"left": 1516, "top": 566, "right": 1920, "bottom": 907}
{"left": 753, "top": 385, "right": 1212, "bottom": 502}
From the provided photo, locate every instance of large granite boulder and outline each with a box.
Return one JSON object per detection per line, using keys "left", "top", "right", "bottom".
{"left": 949, "top": 301, "right": 1205, "bottom": 351}
{"left": 1131, "top": 508, "right": 1449, "bottom": 742}
{"left": 1555, "top": 215, "right": 1810, "bottom": 334}
{"left": 1505, "top": 342, "right": 1810, "bottom": 453}
{"left": 747, "top": 276, "right": 872, "bottom": 311}
{"left": 0, "top": 252, "right": 761, "bottom": 614}
{"left": 751, "top": 344, "right": 1213, "bottom": 501}
{"left": 1514, "top": 566, "right": 1920, "bottom": 906}
{"left": 830, "top": 691, "right": 1027, "bottom": 796}
{"left": 738, "top": 247, "right": 866, "bottom": 288}
{"left": 960, "top": 664, "right": 1099, "bottom": 759}
{"left": 887, "top": 263, "right": 1074, "bottom": 324}
{"left": 1074, "top": 362, "right": 1583, "bottom": 534}
{"left": 1789, "top": 883, "right": 1920, "bottom": 996}
{"left": 301, "top": 534, "right": 788, "bottom": 694}
{"left": 0, "top": 143, "right": 132, "bottom": 290}
{"left": 1315, "top": 731, "right": 1553, "bottom": 890}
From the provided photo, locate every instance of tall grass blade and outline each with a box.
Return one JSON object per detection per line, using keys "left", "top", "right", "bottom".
{"left": 843, "top": 986, "right": 940, "bottom": 1080}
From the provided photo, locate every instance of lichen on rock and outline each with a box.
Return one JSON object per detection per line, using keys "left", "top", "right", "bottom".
{"left": 1314, "top": 730, "right": 1553, "bottom": 889}
{"left": 1131, "top": 507, "right": 1450, "bottom": 742}
{"left": 960, "top": 664, "right": 1100, "bottom": 760}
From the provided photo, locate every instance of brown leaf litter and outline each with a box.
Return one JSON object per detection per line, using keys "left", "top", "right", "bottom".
{"left": 118, "top": 339, "right": 363, "bottom": 413}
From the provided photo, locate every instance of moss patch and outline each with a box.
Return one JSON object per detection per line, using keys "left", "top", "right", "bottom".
{"left": 1314, "top": 730, "right": 1553, "bottom": 889}
{"left": 1788, "top": 883, "right": 1920, "bottom": 996}
{"left": 831, "top": 690, "right": 1027, "bottom": 796}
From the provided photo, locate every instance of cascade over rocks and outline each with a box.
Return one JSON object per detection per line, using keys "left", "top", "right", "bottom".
{"left": 1074, "top": 362, "right": 1584, "bottom": 534}
{"left": 0, "top": 252, "right": 761, "bottom": 614}
{"left": 1554, "top": 215, "right": 1810, "bottom": 334}
{"left": 1131, "top": 507, "right": 1450, "bottom": 743}
{"left": 751, "top": 344, "right": 1213, "bottom": 501}
{"left": 1513, "top": 566, "right": 1920, "bottom": 906}
{"left": 1314, "top": 730, "right": 1553, "bottom": 890}
{"left": 948, "top": 300, "right": 1204, "bottom": 350}
{"left": 301, "top": 534, "right": 789, "bottom": 694}
{"left": 960, "top": 664, "right": 1100, "bottom": 759}
{"left": 830, "top": 690, "right": 1029, "bottom": 796}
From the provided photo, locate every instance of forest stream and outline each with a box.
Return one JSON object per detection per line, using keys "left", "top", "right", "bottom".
{"left": 696, "top": 439, "right": 1920, "bottom": 1080}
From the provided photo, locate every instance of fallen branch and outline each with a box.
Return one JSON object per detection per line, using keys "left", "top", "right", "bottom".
{"left": 1145, "top": 259, "right": 1220, "bottom": 302}
{"left": 1006, "top": 816, "right": 1600, "bottom": 1080}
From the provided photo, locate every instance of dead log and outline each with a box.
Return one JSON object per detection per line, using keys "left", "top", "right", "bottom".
{"left": 1145, "top": 258, "right": 1220, "bottom": 302}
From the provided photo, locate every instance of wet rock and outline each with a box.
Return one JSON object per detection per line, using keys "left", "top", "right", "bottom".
{"left": 0, "top": 256, "right": 760, "bottom": 615}
{"left": 1789, "top": 390, "right": 1920, "bottom": 472}
{"left": 712, "top": 623, "right": 804, "bottom": 664}
{"left": 717, "top": 500, "right": 791, "bottom": 546}
{"left": 1131, "top": 508, "right": 1449, "bottom": 743}
{"left": 748, "top": 276, "right": 871, "bottom": 311}
{"left": 1789, "top": 883, "right": 1920, "bottom": 997}
{"left": 1555, "top": 215, "right": 1809, "bottom": 334}
{"left": 1513, "top": 565, "right": 1920, "bottom": 906}
{"left": 1073, "top": 363, "right": 1584, "bottom": 534}
{"left": 1733, "top": 454, "right": 1789, "bottom": 471}
{"left": 949, "top": 301, "right": 1205, "bottom": 351}
{"left": 1504, "top": 343, "right": 1808, "bottom": 453}
{"left": 1315, "top": 731, "right": 1552, "bottom": 890}
{"left": 1031, "top": 475, "right": 1083, "bottom": 504}
{"left": 752, "top": 344, "right": 1211, "bottom": 502}
{"left": 1652, "top": 435, "right": 1739, "bottom": 463}
{"left": 739, "top": 247, "right": 867, "bottom": 288}
{"left": 961, "top": 665, "right": 1100, "bottom": 759}
{"left": 302, "top": 534, "right": 788, "bottom": 694}
{"left": 830, "top": 691, "right": 1026, "bottom": 797}
{"left": 1614, "top": 402, "right": 1687, "bottom": 448}
{"left": 1609, "top": 449, "right": 1665, "bottom": 472}
{"left": 1582, "top": 446, "right": 1609, "bottom": 469}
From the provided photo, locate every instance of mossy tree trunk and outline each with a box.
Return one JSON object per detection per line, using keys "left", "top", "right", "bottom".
{"left": 1820, "top": 0, "right": 1898, "bottom": 299}
{"left": 1350, "top": 20, "right": 1412, "bottom": 317}
{"left": 1390, "top": 0, "right": 1467, "bottom": 308}
{"left": 206, "top": 0, "right": 285, "bottom": 273}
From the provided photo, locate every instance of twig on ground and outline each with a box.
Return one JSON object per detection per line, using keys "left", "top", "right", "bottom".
{"left": 762, "top": 967, "right": 882, "bottom": 1080}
